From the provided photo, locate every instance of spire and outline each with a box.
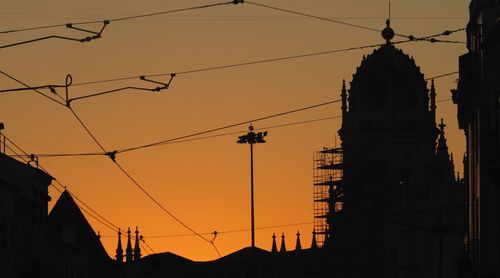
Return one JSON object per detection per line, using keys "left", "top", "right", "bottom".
{"left": 133, "top": 226, "right": 141, "bottom": 261}
{"left": 271, "top": 233, "right": 278, "bottom": 253}
{"left": 430, "top": 79, "right": 436, "bottom": 119}
{"left": 311, "top": 230, "right": 318, "bottom": 249}
{"left": 279, "top": 232, "right": 286, "bottom": 253}
{"left": 437, "top": 118, "right": 449, "bottom": 157}
{"left": 295, "top": 230, "right": 302, "bottom": 251}
{"left": 116, "top": 228, "right": 124, "bottom": 263}
{"left": 341, "top": 79, "right": 347, "bottom": 115}
{"left": 450, "top": 153, "right": 456, "bottom": 182}
{"left": 436, "top": 118, "right": 455, "bottom": 184}
{"left": 125, "top": 227, "right": 133, "bottom": 263}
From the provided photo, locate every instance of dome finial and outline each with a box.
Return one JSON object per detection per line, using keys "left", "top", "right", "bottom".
{"left": 381, "top": 2, "right": 395, "bottom": 44}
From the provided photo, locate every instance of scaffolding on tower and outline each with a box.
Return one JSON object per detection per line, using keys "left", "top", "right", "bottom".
{"left": 313, "top": 147, "right": 343, "bottom": 247}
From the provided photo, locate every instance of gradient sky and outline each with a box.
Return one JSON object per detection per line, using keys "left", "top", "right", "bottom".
{"left": 1, "top": 0, "right": 468, "bottom": 261}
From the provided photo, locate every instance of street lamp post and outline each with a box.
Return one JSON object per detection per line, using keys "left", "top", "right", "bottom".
{"left": 237, "top": 125, "right": 268, "bottom": 249}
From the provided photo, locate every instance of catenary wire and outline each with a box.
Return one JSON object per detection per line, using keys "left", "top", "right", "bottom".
{"left": 116, "top": 99, "right": 342, "bottom": 154}
{"left": 119, "top": 221, "right": 315, "bottom": 239}
{"left": 245, "top": 1, "right": 465, "bottom": 42}
{"left": 2, "top": 134, "right": 121, "bottom": 232}
{"left": 139, "top": 242, "right": 150, "bottom": 256}
{"left": 0, "top": 70, "right": 67, "bottom": 107}
{"left": 11, "top": 115, "right": 342, "bottom": 158}
{"left": 425, "top": 71, "right": 458, "bottom": 80}
{"left": 62, "top": 99, "right": 222, "bottom": 256}
{"left": 71, "top": 38, "right": 460, "bottom": 89}
{"left": 3, "top": 68, "right": 456, "bottom": 160}
{"left": 72, "top": 40, "right": 412, "bottom": 87}
{"left": 245, "top": 1, "right": 399, "bottom": 36}
{"left": 0, "top": 1, "right": 240, "bottom": 34}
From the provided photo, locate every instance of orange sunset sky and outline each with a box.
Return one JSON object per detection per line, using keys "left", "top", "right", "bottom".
{"left": 1, "top": 0, "right": 468, "bottom": 261}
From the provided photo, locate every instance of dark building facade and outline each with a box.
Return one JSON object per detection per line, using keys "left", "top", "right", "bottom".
{"left": 0, "top": 151, "right": 112, "bottom": 278}
{"left": 329, "top": 22, "right": 465, "bottom": 278}
{"left": 453, "top": 0, "right": 500, "bottom": 277}
{"left": 0, "top": 153, "right": 53, "bottom": 278}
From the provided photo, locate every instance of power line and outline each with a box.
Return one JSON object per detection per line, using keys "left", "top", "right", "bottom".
{"left": 425, "top": 71, "right": 458, "bottom": 80}
{"left": 245, "top": 1, "right": 395, "bottom": 36}
{"left": 11, "top": 115, "right": 342, "bottom": 159}
{"left": 0, "top": 22, "right": 109, "bottom": 49}
{"left": 72, "top": 40, "right": 412, "bottom": 87}
{"left": 436, "top": 98, "right": 452, "bottom": 103}
{"left": 0, "top": 70, "right": 67, "bottom": 107}
{"left": 70, "top": 39, "right": 459, "bottom": 89}
{"left": 115, "top": 99, "right": 342, "bottom": 154}
{"left": 63, "top": 100, "right": 221, "bottom": 256}
{"left": 3, "top": 65, "right": 455, "bottom": 159}
{"left": 102, "top": 221, "right": 314, "bottom": 238}
{"left": 2, "top": 133, "right": 121, "bottom": 233}
{"left": 139, "top": 242, "right": 150, "bottom": 255}
{"left": 67, "top": 74, "right": 176, "bottom": 104}
{"left": 245, "top": 1, "right": 465, "bottom": 43}
{"left": 0, "top": 1, "right": 240, "bottom": 35}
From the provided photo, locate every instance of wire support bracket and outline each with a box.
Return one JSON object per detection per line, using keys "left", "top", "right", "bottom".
{"left": 139, "top": 73, "right": 176, "bottom": 92}
{"left": 0, "top": 21, "right": 109, "bottom": 49}
{"left": 65, "top": 73, "right": 176, "bottom": 106}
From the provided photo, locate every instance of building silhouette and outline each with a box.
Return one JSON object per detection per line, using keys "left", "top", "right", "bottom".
{"left": 0, "top": 151, "right": 112, "bottom": 278}
{"left": 323, "top": 20, "right": 465, "bottom": 278}
{"left": 453, "top": 1, "right": 500, "bottom": 277}
{"left": 0, "top": 153, "right": 53, "bottom": 278}
{"left": 0, "top": 16, "right": 472, "bottom": 278}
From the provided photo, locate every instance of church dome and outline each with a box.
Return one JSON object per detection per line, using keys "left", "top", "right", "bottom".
{"left": 348, "top": 44, "right": 429, "bottom": 113}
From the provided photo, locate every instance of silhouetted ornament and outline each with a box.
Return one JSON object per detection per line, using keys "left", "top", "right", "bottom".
{"left": 295, "top": 230, "right": 302, "bottom": 251}
{"left": 381, "top": 19, "right": 395, "bottom": 43}
{"left": 280, "top": 232, "right": 286, "bottom": 253}
{"left": 311, "top": 229, "right": 318, "bottom": 249}
{"left": 116, "top": 228, "right": 124, "bottom": 263}
{"left": 271, "top": 233, "right": 278, "bottom": 253}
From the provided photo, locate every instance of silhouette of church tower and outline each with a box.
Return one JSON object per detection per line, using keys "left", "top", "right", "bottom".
{"left": 125, "top": 227, "right": 133, "bottom": 263}
{"left": 279, "top": 232, "right": 286, "bottom": 253}
{"left": 116, "top": 228, "right": 124, "bottom": 262}
{"left": 295, "top": 230, "right": 302, "bottom": 251}
{"left": 133, "top": 227, "right": 141, "bottom": 261}
{"left": 330, "top": 19, "right": 464, "bottom": 278}
{"left": 271, "top": 233, "right": 278, "bottom": 253}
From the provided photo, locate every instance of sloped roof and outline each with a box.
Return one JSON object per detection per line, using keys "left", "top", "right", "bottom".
{"left": 48, "top": 190, "right": 111, "bottom": 263}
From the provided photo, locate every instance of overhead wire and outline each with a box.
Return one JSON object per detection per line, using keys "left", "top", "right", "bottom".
{"left": 1, "top": 1, "right": 465, "bottom": 259}
{"left": 72, "top": 40, "right": 412, "bottom": 87}
{"left": 245, "top": 1, "right": 396, "bottom": 36}
{"left": 116, "top": 99, "right": 342, "bottom": 154}
{"left": 1, "top": 133, "right": 121, "bottom": 233}
{"left": 139, "top": 242, "right": 150, "bottom": 256}
{"left": 140, "top": 237, "right": 156, "bottom": 254}
{"left": 70, "top": 40, "right": 460, "bottom": 89}
{"left": 0, "top": 1, "right": 240, "bottom": 34}
{"left": 105, "top": 221, "right": 315, "bottom": 239}
{"left": 3, "top": 73, "right": 456, "bottom": 161}
{"left": 0, "top": 70, "right": 67, "bottom": 107}
{"left": 425, "top": 71, "right": 458, "bottom": 80}
{"left": 41, "top": 85, "right": 223, "bottom": 256}
{"left": 0, "top": 22, "right": 109, "bottom": 49}
{"left": 245, "top": 1, "right": 465, "bottom": 43}
{"left": 12, "top": 115, "right": 342, "bottom": 159}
